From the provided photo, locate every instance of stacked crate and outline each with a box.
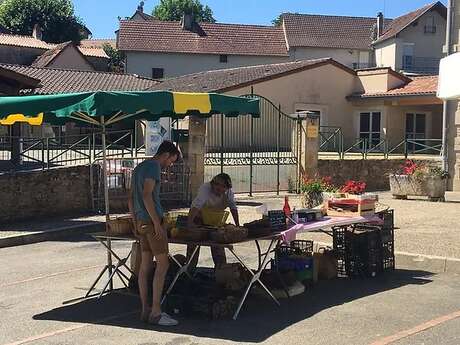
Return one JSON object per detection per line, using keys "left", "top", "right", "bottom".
{"left": 333, "top": 210, "right": 395, "bottom": 278}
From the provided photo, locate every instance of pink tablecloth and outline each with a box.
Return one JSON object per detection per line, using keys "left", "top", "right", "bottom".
{"left": 281, "top": 215, "right": 383, "bottom": 243}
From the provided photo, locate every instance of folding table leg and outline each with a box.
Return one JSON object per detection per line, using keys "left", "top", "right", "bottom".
{"left": 161, "top": 245, "right": 200, "bottom": 305}
{"left": 85, "top": 265, "right": 109, "bottom": 298}
{"left": 228, "top": 238, "right": 280, "bottom": 320}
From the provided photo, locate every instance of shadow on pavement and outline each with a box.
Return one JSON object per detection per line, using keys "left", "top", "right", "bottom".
{"left": 34, "top": 269, "right": 434, "bottom": 343}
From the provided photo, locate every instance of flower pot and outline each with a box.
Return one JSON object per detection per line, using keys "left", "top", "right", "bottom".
{"left": 302, "top": 191, "right": 324, "bottom": 208}
{"left": 389, "top": 174, "right": 446, "bottom": 201}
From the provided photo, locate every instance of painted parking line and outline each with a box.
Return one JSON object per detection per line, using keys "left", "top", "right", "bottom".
{"left": 370, "top": 309, "right": 460, "bottom": 345}
{"left": 0, "top": 265, "right": 100, "bottom": 288}
{"left": 2, "top": 310, "right": 138, "bottom": 345}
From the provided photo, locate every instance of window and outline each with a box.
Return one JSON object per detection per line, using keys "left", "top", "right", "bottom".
{"left": 402, "top": 43, "right": 414, "bottom": 70}
{"left": 219, "top": 54, "right": 228, "bottom": 63}
{"left": 151, "top": 68, "right": 164, "bottom": 79}
{"left": 424, "top": 16, "right": 436, "bottom": 34}
{"left": 359, "top": 112, "right": 381, "bottom": 148}
{"left": 406, "top": 113, "right": 426, "bottom": 151}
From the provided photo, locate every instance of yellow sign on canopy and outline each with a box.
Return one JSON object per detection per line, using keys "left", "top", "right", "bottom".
{"left": 0, "top": 113, "right": 43, "bottom": 126}
{"left": 173, "top": 92, "right": 211, "bottom": 114}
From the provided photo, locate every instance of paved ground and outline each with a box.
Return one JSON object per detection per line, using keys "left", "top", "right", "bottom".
{"left": 1, "top": 236, "right": 460, "bottom": 345}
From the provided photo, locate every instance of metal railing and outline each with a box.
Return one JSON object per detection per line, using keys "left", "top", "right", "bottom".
{"left": 341, "top": 138, "right": 442, "bottom": 159}
{"left": 0, "top": 130, "right": 136, "bottom": 172}
{"left": 319, "top": 126, "right": 344, "bottom": 158}
{"left": 401, "top": 56, "right": 440, "bottom": 75}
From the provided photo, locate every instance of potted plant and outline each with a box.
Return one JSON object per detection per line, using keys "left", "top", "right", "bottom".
{"left": 389, "top": 160, "right": 448, "bottom": 201}
{"left": 300, "top": 175, "right": 337, "bottom": 208}
{"left": 340, "top": 180, "right": 367, "bottom": 197}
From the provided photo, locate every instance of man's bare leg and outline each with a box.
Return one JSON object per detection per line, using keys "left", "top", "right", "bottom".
{"left": 151, "top": 253, "right": 169, "bottom": 317}
{"left": 138, "top": 251, "right": 153, "bottom": 318}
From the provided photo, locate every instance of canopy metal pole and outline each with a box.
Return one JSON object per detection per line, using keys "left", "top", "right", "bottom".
{"left": 101, "top": 116, "right": 113, "bottom": 291}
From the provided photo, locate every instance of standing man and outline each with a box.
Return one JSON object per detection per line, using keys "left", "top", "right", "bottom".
{"left": 128, "top": 141, "right": 180, "bottom": 326}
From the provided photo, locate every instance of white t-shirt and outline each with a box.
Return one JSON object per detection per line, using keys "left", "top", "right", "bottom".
{"left": 191, "top": 182, "right": 237, "bottom": 211}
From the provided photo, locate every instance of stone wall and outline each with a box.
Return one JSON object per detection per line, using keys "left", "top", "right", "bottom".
{"left": 318, "top": 159, "right": 441, "bottom": 191}
{"left": 0, "top": 165, "right": 93, "bottom": 222}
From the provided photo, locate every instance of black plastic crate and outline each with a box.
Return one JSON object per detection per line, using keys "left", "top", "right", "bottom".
{"left": 290, "top": 240, "right": 314, "bottom": 254}
{"left": 332, "top": 216, "right": 395, "bottom": 278}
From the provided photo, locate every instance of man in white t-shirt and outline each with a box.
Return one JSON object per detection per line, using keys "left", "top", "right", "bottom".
{"left": 187, "top": 173, "right": 240, "bottom": 269}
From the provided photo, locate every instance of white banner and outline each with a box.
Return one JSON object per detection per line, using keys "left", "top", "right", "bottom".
{"left": 437, "top": 52, "right": 460, "bottom": 100}
{"left": 145, "top": 118, "right": 171, "bottom": 156}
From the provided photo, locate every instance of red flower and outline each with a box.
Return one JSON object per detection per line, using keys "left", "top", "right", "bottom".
{"left": 402, "top": 160, "right": 418, "bottom": 175}
{"left": 340, "top": 180, "right": 366, "bottom": 194}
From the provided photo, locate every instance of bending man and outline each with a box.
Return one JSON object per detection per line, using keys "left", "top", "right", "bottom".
{"left": 187, "top": 173, "right": 240, "bottom": 269}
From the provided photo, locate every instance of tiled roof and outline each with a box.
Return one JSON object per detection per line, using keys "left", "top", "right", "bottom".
{"left": 80, "top": 39, "right": 116, "bottom": 49}
{"left": 148, "top": 58, "right": 354, "bottom": 93}
{"left": 31, "top": 42, "right": 73, "bottom": 68}
{"left": 282, "top": 13, "right": 392, "bottom": 50}
{"left": 0, "top": 64, "right": 159, "bottom": 94}
{"left": 0, "top": 33, "right": 54, "bottom": 49}
{"left": 374, "top": 2, "right": 446, "bottom": 44}
{"left": 0, "top": 33, "right": 110, "bottom": 59}
{"left": 352, "top": 76, "right": 438, "bottom": 98}
{"left": 117, "top": 19, "right": 289, "bottom": 56}
{"left": 0, "top": 66, "right": 41, "bottom": 90}
{"left": 77, "top": 46, "right": 109, "bottom": 58}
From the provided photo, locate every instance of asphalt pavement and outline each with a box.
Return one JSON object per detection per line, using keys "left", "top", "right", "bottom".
{"left": 1, "top": 234, "right": 460, "bottom": 345}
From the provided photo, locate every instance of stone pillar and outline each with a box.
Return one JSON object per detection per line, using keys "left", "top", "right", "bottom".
{"left": 452, "top": 102, "right": 460, "bottom": 191}
{"left": 299, "top": 113, "right": 320, "bottom": 179}
{"left": 184, "top": 116, "right": 206, "bottom": 199}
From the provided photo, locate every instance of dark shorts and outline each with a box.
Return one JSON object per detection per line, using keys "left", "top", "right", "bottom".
{"left": 136, "top": 220, "right": 169, "bottom": 255}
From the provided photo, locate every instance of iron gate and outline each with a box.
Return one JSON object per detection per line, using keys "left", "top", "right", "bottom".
{"left": 204, "top": 94, "right": 300, "bottom": 194}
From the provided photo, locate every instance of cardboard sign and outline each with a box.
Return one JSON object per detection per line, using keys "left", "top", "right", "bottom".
{"left": 307, "top": 124, "right": 319, "bottom": 138}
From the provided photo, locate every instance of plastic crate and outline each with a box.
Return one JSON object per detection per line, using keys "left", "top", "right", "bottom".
{"left": 333, "top": 220, "right": 395, "bottom": 278}
{"left": 290, "top": 240, "right": 314, "bottom": 254}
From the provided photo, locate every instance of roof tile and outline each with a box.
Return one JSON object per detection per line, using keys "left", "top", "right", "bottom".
{"left": 148, "top": 58, "right": 354, "bottom": 93}
{"left": 355, "top": 76, "right": 438, "bottom": 98}
{"left": 117, "top": 20, "right": 288, "bottom": 56}
{"left": 0, "top": 64, "right": 159, "bottom": 94}
{"left": 282, "top": 13, "right": 392, "bottom": 50}
{"left": 374, "top": 2, "right": 446, "bottom": 44}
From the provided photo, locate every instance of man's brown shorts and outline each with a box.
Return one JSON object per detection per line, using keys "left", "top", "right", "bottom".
{"left": 136, "top": 220, "right": 169, "bottom": 255}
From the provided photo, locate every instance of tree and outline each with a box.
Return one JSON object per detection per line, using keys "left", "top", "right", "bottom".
{"left": 103, "top": 43, "right": 124, "bottom": 73}
{"left": 153, "top": 0, "right": 215, "bottom": 23}
{"left": 272, "top": 15, "right": 282, "bottom": 26}
{"left": 0, "top": 0, "right": 86, "bottom": 43}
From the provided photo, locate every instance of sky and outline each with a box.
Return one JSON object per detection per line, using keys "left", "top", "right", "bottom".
{"left": 72, "top": 0, "right": 448, "bottom": 39}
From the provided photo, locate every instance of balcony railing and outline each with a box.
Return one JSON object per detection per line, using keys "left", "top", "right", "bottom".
{"left": 352, "top": 62, "right": 377, "bottom": 70}
{"left": 402, "top": 56, "right": 440, "bottom": 75}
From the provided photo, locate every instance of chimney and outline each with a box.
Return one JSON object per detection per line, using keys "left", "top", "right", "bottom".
{"left": 137, "top": 1, "right": 144, "bottom": 13}
{"left": 32, "top": 23, "right": 43, "bottom": 40}
{"left": 181, "top": 12, "right": 194, "bottom": 31}
{"left": 376, "top": 12, "right": 384, "bottom": 38}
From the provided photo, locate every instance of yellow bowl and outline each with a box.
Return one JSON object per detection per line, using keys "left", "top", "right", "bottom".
{"left": 202, "top": 209, "right": 230, "bottom": 227}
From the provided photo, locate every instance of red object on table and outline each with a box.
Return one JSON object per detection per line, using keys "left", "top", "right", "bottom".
{"left": 283, "top": 196, "right": 291, "bottom": 218}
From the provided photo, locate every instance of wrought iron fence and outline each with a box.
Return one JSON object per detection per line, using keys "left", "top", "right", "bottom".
{"left": 205, "top": 94, "right": 300, "bottom": 195}
{"left": 92, "top": 156, "right": 191, "bottom": 214}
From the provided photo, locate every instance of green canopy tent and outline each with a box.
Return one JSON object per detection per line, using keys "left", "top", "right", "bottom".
{"left": 0, "top": 90, "right": 260, "bottom": 296}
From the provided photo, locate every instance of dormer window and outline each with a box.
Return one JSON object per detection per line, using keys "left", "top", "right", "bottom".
{"left": 424, "top": 16, "right": 436, "bottom": 34}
